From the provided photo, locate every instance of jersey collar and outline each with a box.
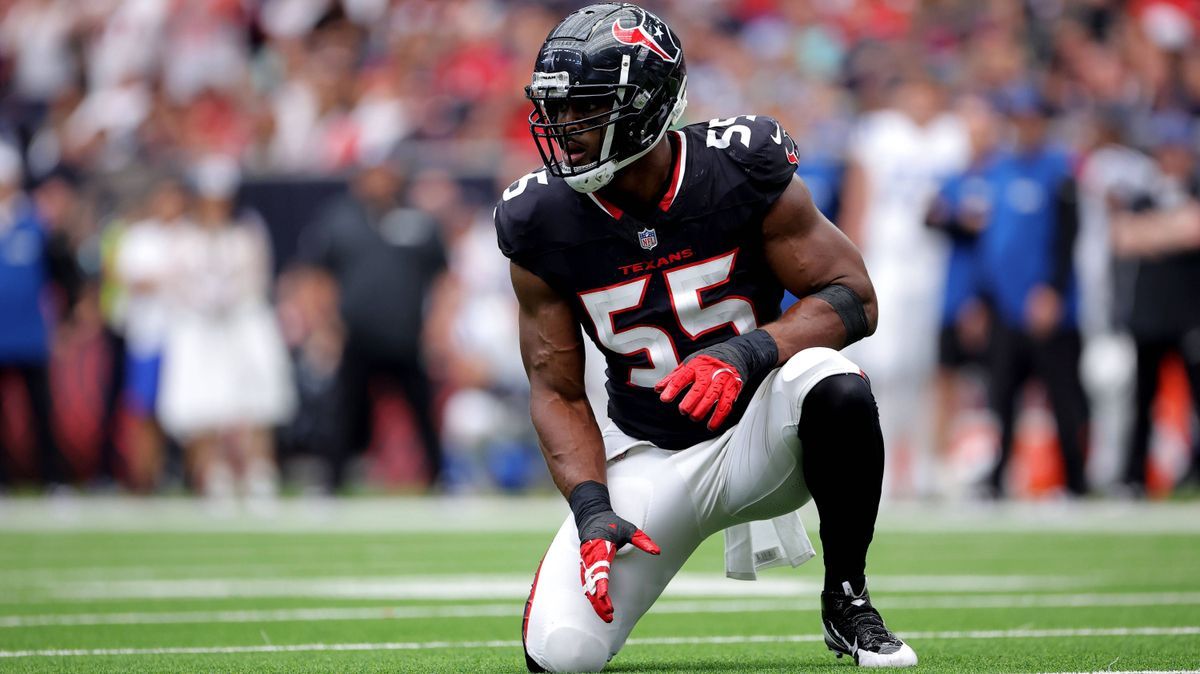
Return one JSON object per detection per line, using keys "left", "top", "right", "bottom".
{"left": 585, "top": 130, "right": 688, "bottom": 221}
{"left": 587, "top": 191, "right": 624, "bottom": 220}
{"left": 658, "top": 129, "right": 687, "bottom": 212}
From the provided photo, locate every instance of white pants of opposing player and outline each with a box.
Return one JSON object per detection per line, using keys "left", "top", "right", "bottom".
{"left": 844, "top": 256, "right": 942, "bottom": 498}
{"left": 522, "top": 347, "right": 860, "bottom": 673}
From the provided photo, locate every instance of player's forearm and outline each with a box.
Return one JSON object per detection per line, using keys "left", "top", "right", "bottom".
{"left": 762, "top": 298, "right": 852, "bottom": 363}
{"left": 763, "top": 284, "right": 877, "bottom": 363}
{"left": 1112, "top": 205, "right": 1200, "bottom": 257}
{"left": 530, "top": 390, "right": 608, "bottom": 498}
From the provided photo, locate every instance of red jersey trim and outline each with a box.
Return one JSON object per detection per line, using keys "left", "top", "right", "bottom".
{"left": 586, "top": 130, "right": 686, "bottom": 220}
{"left": 587, "top": 192, "right": 624, "bottom": 220}
{"left": 659, "top": 130, "right": 687, "bottom": 212}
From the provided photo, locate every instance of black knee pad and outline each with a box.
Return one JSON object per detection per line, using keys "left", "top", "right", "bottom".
{"left": 801, "top": 373, "right": 877, "bottom": 421}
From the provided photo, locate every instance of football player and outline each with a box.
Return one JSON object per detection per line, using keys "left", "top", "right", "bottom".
{"left": 495, "top": 3, "right": 916, "bottom": 671}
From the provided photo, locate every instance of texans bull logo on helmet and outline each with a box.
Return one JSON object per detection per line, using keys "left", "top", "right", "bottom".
{"left": 610, "top": 10, "right": 679, "bottom": 63}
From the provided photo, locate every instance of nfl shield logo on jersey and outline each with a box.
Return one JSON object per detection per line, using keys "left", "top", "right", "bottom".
{"left": 638, "top": 228, "right": 658, "bottom": 250}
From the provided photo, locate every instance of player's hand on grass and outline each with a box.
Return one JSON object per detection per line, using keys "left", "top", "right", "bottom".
{"left": 655, "top": 330, "right": 779, "bottom": 431}
{"left": 570, "top": 481, "right": 661, "bottom": 623}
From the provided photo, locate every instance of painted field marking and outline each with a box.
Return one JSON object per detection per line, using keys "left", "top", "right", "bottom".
{"left": 1, "top": 626, "right": 1199, "bottom": 658}
{"left": 2, "top": 497, "right": 1199, "bottom": 534}
{"left": 3, "top": 592, "right": 1200, "bottom": 628}
{"left": 35, "top": 573, "right": 1094, "bottom": 602}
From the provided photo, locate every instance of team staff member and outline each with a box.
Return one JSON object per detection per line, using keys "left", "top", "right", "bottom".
{"left": 0, "top": 143, "right": 71, "bottom": 488}
{"left": 300, "top": 156, "right": 449, "bottom": 491}
{"left": 1110, "top": 114, "right": 1200, "bottom": 495}
{"left": 976, "top": 90, "right": 1089, "bottom": 498}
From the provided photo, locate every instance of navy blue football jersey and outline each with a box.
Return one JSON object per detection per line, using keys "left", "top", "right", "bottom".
{"left": 496, "top": 115, "right": 801, "bottom": 450}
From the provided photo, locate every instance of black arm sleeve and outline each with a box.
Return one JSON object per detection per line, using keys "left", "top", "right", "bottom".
{"left": 1051, "top": 178, "right": 1079, "bottom": 294}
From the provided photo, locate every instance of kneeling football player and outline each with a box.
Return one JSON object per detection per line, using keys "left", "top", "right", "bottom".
{"left": 495, "top": 3, "right": 917, "bottom": 670}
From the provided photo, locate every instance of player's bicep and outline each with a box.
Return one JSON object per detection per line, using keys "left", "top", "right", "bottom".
{"left": 763, "top": 176, "right": 877, "bottom": 319}
{"left": 837, "top": 160, "right": 869, "bottom": 247}
{"left": 511, "top": 262, "right": 587, "bottom": 401}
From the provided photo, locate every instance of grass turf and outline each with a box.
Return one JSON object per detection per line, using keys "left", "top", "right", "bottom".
{"left": 0, "top": 499, "right": 1197, "bottom": 673}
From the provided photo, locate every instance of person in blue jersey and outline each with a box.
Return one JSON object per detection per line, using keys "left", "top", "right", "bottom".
{"left": 0, "top": 144, "right": 69, "bottom": 489}
{"left": 925, "top": 97, "right": 1000, "bottom": 489}
{"left": 976, "top": 89, "right": 1090, "bottom": 498}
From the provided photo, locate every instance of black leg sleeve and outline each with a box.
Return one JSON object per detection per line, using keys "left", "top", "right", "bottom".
{"left": 799, "top": 373, "right": 884, "bottom": 593}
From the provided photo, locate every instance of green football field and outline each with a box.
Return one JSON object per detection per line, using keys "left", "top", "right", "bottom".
{"left": 0, "top": 497, "right": 1197, "bottom": 673}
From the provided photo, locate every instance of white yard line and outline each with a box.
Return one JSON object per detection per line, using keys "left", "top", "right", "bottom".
{"left": 0, "top": 563, "right": 425, "bottom": 584}
{"left": 2, "top": 496, "right": 1199, "bottom": 534}
{"left": 1, "top": 626, "right": 1198, "bottom": 658}
{"left": 3, "top": 592, "right": 1200, "bottom": 628}
{"left": 37, "top": 573, "right": 1092, "bottom": 602}
{"left": 0, "top": 564, "right": 1111, "bottom": 587}
{"left": 0, "top": 605, "right": 521, "bottom": 628}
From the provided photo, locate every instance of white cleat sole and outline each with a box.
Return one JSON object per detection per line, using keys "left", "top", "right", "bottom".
{"left": 823, "top": 622, "right": 918, "bottom": 668}
{"left": 855, "top": 642, "right": 918, "bottom": 668}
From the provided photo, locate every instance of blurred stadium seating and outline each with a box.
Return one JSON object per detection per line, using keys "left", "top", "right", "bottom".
{"left": 0, "top": 0, "right": 1197, "bottom": 502}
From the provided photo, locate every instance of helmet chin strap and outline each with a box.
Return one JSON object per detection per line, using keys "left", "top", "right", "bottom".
{"left": 565, "top": 75, "right": 688, "bottom": 194}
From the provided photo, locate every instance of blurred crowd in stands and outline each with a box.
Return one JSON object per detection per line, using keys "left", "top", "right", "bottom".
{"left": 0, "top": 0, "right": 1198, "bottom": 505}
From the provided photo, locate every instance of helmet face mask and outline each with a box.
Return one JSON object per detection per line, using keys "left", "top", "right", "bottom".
{"left": 528, "top": 82, "right": 644, "bottom": 175}
{"left": 526, "top": 3, "right": 687, "bottom": 193}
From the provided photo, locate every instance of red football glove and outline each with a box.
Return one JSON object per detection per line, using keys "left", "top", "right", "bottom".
{"left": 656, "top": 330, "right": 779, "bottom": 431}
{"left": 655, "top": 353, "right": 744, "bottom": 431}
{"left": 577, "top": 511, "right": 660, "bottom": 623}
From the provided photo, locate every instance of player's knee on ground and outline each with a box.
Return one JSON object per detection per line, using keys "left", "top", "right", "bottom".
{"left": 526, "top": 625, "right": 611, "bottom": 673}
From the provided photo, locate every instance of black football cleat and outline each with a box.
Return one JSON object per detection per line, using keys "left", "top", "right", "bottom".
{"left": 821, "top": 581, "right": 917, "bottom": 667}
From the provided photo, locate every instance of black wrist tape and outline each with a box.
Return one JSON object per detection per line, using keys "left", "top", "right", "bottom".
{"left": 568, "top": 480, "right": 612, "bottom": 530}
{"left": 689, "top": 328, "right": 779, "bottom": 382}
{"left": 811, "top": 284, "right": 869, "bottom": 346}
{"left": 730, "top": 328, "right": 780, "bottom": 379}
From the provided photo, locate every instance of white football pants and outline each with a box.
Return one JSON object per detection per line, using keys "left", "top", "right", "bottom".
{"left": 522, "top": 347, "right": 860, "bottom": 672}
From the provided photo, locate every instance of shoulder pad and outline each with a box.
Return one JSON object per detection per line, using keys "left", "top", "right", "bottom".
{"left": 493, "top": 167, "right": 557, "bottom": 266}
{"left": 695, "top": 115, "right": 799, "bottom": 193}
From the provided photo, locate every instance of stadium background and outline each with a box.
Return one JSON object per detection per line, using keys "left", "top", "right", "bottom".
{"left": 0, "top": 1, "right": 1199, "bottom": 672}
{"left": 1, "top": 0, "right": 1196, "bottom": 498}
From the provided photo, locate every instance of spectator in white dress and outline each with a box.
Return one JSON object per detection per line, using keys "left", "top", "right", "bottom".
{"left": 157, "top": 156, "right": 295, "bottom": 509}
